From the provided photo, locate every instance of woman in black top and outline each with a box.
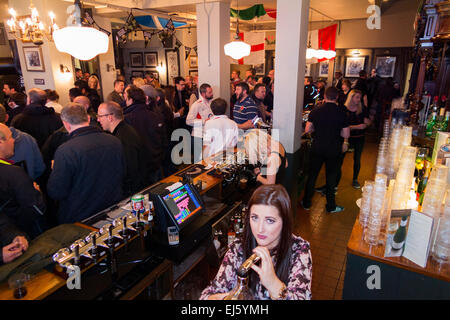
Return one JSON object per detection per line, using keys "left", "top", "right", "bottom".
{"left": 339, "top": 89, "right": 371, "bottom": 189}
{"left": 245, "top": 129, "right": 288, "bottom": 185}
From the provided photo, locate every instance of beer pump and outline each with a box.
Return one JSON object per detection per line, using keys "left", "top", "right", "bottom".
{"left": 224, "top": 253, "right": 261, "bottom": 300}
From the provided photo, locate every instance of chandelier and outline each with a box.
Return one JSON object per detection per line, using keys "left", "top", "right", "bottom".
{"left": 53, "top": 0, "right": 109, "bottom": 61}
{"left": 6, "top": 1, "right": 59, "bottom": 46}
{"left": 224, "top": 0, "right": 251, "bottom": 60}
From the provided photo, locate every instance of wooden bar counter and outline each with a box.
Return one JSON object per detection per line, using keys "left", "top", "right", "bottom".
{"left": 343, "top": 217, "right": 450, "bottom": 299}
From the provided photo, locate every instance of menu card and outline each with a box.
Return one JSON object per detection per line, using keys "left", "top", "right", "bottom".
{"left": 402, "top": 210, "right": 434, "bottom": 268}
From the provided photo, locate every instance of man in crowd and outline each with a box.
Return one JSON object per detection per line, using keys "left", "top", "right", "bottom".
{"left": 0, "top": 213, "right": 29, "bottom": 265}
{"left": 354, "top": 70, "right": 369, "bottom": 107}
{"left": 10, "top": 88, "right": 62, "bottom": 148}
{"left": 47, "top": 104, "right": 124, "bottom": 223}
{"left": 0, "top": 105, "right": 45, "bottom": 181}
{"left": 106, "top": 79, "right": 125, "bottom": 105}
{"left": 233, "top": 82, "right": 258, "bottom": 130}
{"left": 73, "top": 95, "right": 99, "bottom": 127}
{"left": 301, "top": 87, "right": 349, "bottom": 214}
{"left": 0, "top": 123, "right": 46, "bottom": 238}
{"left": 6, "top": 92, "right": 27, "bottom": 126}
{"left": 173, "top": 76, "right": 190, "bottom": 131}
{"left": 246, "top": 76, "right": 257, "bottom": 92}
{"left": 123, "top": 85, "right": 166, "bottom": 183}
{"left": 75, "top": 68, "right": 83, "bottom": 81}
{"left": 186, "top": 83, "right": 214, "bottom": 163}
{"left": 97, "top": 101, "right": 150, "bottom": 196}
{"left": 231, "top": 70, "right": 241, "bottom": 88}
{"left": 203, "top": 98, "right": 238, "bottom": 159}
{"left": 251, "top": 83, "right": 270, "bottom": 123}
{"left": 267, "top": 69, "right": 275, "bottom": 86}
{"left": 45, "top": 90, "right": 63, "bottom": 114}
{"left": 333, "top": 70, "right": 344, "bottom": 91}
{"left": 3, "top": 81, "right": 21, "bottom": 110}
{"left": 69, "top": 87, "right": 83, "bottom": 102}
{"left": 304, "top": 77, "right": 318, "bottom": 109}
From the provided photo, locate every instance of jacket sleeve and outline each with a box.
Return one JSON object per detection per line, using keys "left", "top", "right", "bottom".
{"left": 0, "top": 213, "right": 28, "bottom": 266}
{"left": 47, "top": 147, "right": 74, "bottom": 201}
{"left": 28, "top": 136, "right": 46, "bottom": 180}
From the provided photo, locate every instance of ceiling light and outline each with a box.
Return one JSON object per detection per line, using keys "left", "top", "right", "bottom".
{"left": 224, "top": 0, "right": 251, "bottom": 61}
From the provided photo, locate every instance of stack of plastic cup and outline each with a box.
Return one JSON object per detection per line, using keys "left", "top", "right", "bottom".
{"left": 390, "top": 146, "right": 417, "bottom": 210}
{"left": 432, "top": 189, "right": 450, "bottom": 264}
{"left": 422, "top": 164, "right": 448, "bottom": 249}
{"left": 386, "top": 127, "right": 402, "bottom": 181}
{"left": 375, "top": 137, "right": 389, "bottom": 175}
{"left": 381, "top": 179, "right": 395, "bottom": 232}
{"left": 359, "top": 180, "right": 374, "bottom": 228}
{"left": 364, "top": 173, "right": 387, "bottom": 246}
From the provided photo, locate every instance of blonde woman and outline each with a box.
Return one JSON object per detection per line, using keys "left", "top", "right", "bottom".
{"left": 341, "top": 89, "right": 370, "bottom": 189}
{"left": 88, "top": 75, "right": 100, "bottom": 92}
{"left": 244, "top": 129, "right": 288, "bottom": 185}
{"left": 132, "top": 77, "right": 146, "bottom": 88}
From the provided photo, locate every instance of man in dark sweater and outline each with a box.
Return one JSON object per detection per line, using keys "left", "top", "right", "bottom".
{"left": 98, "top": 101, "right": 150, "bottom": 197}
{"left": 47, "top": 103, "right": 125, "bottom": 224}
{"left": 10, "top": 88, "right": 62, "bottom": 149}
{"left": 106, "top": 79, "right": 125, "bottom": 105}
{"left": 301, "top": 87, "right": 350, "bottom": 213}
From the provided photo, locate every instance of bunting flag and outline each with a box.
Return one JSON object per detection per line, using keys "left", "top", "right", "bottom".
{"left": 175, "top": 38, "right": 183, "bottom": 51}
{"left": 185, "top": 46, "right": 192, "bottom": 60}
{"left": 193, "top": 46, "right": 198, "bottom": 55}
{"left": 236, "top": 32, "right": 265, "bottom": 65}
{"left": 230, "top": 5, "right": 266, "bottom": 20}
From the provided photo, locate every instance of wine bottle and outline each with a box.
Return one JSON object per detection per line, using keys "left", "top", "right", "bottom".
{"left": 426, "top": 112, "right": 437, "bottom": 137}
{"left": 391, "top": 216, "right": 408, "bottom": 250}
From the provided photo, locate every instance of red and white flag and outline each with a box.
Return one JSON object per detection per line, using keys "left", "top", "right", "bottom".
{"left": 231, "top": 32, "right": 265, "bottom": 65}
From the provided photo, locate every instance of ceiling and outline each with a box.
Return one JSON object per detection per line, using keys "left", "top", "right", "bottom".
{"left": 64, "top": 0, "right": 405, "bottom": 30}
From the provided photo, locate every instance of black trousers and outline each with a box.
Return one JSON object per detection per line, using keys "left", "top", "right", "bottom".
{"left": 303, "top": 151, "right": 340, "bottom": 212}
{"left": 336, "top": 136, "right": 365, "bottom": 185}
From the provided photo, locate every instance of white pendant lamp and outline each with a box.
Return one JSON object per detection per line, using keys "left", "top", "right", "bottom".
{"left": 53, "top": 0, "right": 109, "bottom": 60}
{"left": 224, "top": 0, "right": 251, "bottom": 60}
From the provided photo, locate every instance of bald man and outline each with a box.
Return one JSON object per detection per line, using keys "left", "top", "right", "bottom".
{"left": 0, "top": 123, "right": 46, "bottom": 239}
{"left": 73, "top": 95, "right": 99, "bottom": 127}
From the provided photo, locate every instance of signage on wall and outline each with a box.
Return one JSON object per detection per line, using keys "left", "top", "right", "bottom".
{"left": 34, "top": 78, "right": 45, "bottom": 85}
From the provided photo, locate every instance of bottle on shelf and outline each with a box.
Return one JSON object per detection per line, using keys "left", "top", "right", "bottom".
{"left": 440, "top": 111, "right": 450, "bottom": 132}
{"left": 417, "top": 160, "right": 431, "bottom": 205}
{"left": 391, "top": 216, "right": 409, "bottom": 251}
{"left": 425, "top": 111, "right": 438, "bottom": 137}
{"left": 228, "top": 223, "right": 236, "bottom": 246}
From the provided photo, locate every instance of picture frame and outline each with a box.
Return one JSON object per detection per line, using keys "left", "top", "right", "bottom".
{"left": 319, "top": 60, "right": 329, "bottom": 77}
{"left": 375, "top": 56, "right": 397, "bottom": 78}
{"left": 130, "top": 52, "right": 143, "bottom": 67}
{"left": 254, "top": 63, "right": 265, "bottom": 75}
{"left": 165, "top": 49, "right": 180, "bottom": 86}
{"left": 22, "top": 46, "right": 45, "bottom": 72}
{"left": 345, "top": 56, "right": 366, "bottom": 78}
{"left": 131, "top": 70, "right": 144, "bottom": 78}
{"left": 305, "top": 64, "right": 311, "bottom": 76}
{"left": 144, "top": 52, "right": 158, "bottom": 67}
{"left": 189, "top": 55, "right": 198, "bottom": 68}
{"left": 189, "top": 70, "right": 198, "bottom": 76}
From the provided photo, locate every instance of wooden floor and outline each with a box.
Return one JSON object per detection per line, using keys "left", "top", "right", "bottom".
{"left": 294, "top": 134, "right": 378, "bottom": 300}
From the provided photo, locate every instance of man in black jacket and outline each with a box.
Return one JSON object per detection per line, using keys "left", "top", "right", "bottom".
{"left": 123, "top": 85, "right": 166, "bottom": 183}
{"left": 0, "top": 123, "right": 46, "bottom": 239}
{"left": 172, "top": 76, "right": 190, "bottom": 131}
{"left": 6, "top": 92, "right": 26, "bottom": 126}
{"left": 98, "top": 101, "right": 150, "bottom": 196}
{"left": 47, "top": 103, "right": 124, "bottom": 224}
{"left": 10, "top": 88, "right": 62, "bottom": 149}
{"left": 0, "top": 213, "right": 29, "bottom": 265}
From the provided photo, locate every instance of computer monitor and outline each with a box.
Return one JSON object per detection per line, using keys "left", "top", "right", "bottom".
{"left": 151, "top": 182, "right": 203, "bottom": 232}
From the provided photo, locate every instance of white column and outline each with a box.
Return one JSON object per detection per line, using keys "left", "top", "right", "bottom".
{"left": 196, "top": 1, "right": 230, "bottom": 112}
{"left": 272, "top": 0, "right": 310, "bottom": 154}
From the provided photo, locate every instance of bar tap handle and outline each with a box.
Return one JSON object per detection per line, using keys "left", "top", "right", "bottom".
{"left": 73, "top": 244, "right": 80, "bottom": 266}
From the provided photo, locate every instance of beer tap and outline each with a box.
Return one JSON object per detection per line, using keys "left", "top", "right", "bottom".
{"left": 224, "top": 253, "right": 261, "bottom": 300}
{"left": 91, "top": 233, "right": 98, "bottom": 262}
{"left": 73, "top": 244, "right": 80, "bottom": 266}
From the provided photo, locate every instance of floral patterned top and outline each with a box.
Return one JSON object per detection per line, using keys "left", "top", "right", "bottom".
{"left": 200, "top": 234, "right": 312, "bottom": 300}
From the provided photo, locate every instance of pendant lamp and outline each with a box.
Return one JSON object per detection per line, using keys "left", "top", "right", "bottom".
{"left": 224, "top": 1, "right": 251, "bottom": 60}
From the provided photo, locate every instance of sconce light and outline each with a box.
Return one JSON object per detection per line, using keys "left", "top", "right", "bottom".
{"left": 60, "top": 64, "right": 70, "bottom": 73}
{"left": 106, "top": 63, "right": 115, "bottom": 72}
{"left": 156, "top": 62, "right": 164, "bottom": 73}
{"left": 352, "top": 49, "right": 361, "bottom": 56}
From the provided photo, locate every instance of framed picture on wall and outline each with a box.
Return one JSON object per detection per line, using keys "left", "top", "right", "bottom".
{"left": 144, "top": 52, "right": 158, "bottom": 67}
{"left": 189, "top": 55, "right": 198, "bottom": 68}
{"left": 23, "top": 46, "right": 45, "bottom": 72}
{"left": 130, "top": 52, "right": 143, "bottom": 67}
{"left": 375, "top": 56, "right": 397, "bottom": 78}
{"left": 305, "top": 64, "right": 311, "bottom": 76}
{"left": 165, "top": 49, "right": 180, "bottom": 86}
{"left": 345, "top": 56, "right": 366, "bottom": 77}
{"left": 254, "top": 63, "right": 265, "bottom": 75}
{"left": 319, "top": 60, "right": 329, "bottom": 77}
{"left": 131, "top": 70, "right": 144, "bottom": 78}
{"left": 189, "top": 70, "right": 198, "bottom": 76}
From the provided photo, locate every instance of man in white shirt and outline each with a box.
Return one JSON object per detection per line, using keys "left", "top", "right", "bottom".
{"left": 203, "top": 98, "right": 238, "bottom": 159}
{"left": 186, "top": 83, "right": 214, "bottom": 163}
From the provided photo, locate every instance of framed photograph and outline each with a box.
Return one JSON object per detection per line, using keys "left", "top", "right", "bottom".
{"left": 165, "top": 49, "right": 180, "bottom": 86}
{"left": 131, "top": 70, "right": 144, "bottom": 78}
{"left": 130, "top": 52, "right": 143, "bottom": 67}
{"left": 305, "top": 64, "right": 311, "bottom": 76}
{"left": 189, "top": 70, "right": 198, "bottom": 76}
{"left": 144, "top": 52, "right": 158, "bottom": 67}
{"left": 189, "top": 55, "right": 198, "bottom": 68}
{"left": 254, "top": 63, "right": 265, "bottom": 75}
{"left": 22, "top": 46, "right": 45, "bottom": 72}
{"left": 345, "top": 56, "right": 366, "bottom": 77}
{"left": 319, "top": 60, "right": 329, "bottom": 77}
{"left": 376, "top": 56, "right": 397, "bottom": 78}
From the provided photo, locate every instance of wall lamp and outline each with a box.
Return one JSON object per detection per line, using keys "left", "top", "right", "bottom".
{"left": 60, "top": 64, "right": 70, "bottom": 73}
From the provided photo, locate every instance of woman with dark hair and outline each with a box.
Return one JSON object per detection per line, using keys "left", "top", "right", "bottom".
{"left": 200, "top": 184, "right": 312, "bottom": 300}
